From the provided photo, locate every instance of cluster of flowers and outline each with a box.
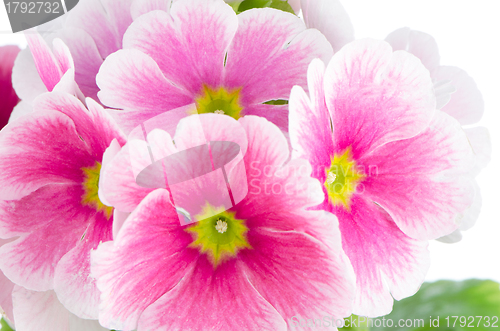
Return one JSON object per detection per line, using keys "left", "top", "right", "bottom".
{"left": 0, "top": 0, "right": 490, "bottom": 330}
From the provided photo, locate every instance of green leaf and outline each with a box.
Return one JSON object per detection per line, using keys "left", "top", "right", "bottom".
{"left": 1, "top": 317, "right": 15, "bottom": 331}
{"left": 227, "top": 1, "right": 243, "bottom": 13}
{"left": 263, "top": 99, "right": 288, "bottom": 105}
{"left": 238, "top": 0, "right": 294, "bottom": 14}
{"left": 369, "top": 279, "right": 500, "bottom": 331}
{"left": 269, "top": 0, "right": 295, "bottom": 14}
{"left": 238, "top": 0, "right": 272, "bottom": 12}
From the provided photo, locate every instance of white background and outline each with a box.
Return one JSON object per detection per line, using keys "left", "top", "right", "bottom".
{"left": 1, "top": 0, "right": 499, "bottom": 282}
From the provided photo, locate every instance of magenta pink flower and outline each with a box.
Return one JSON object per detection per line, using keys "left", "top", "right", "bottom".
{"left": 0, "top": 92, "right": 126, "bottom": 320}
{"left": 288, "top": 40, "right": 475, "bottom": 316}
{"left": 92, "top": 114, "right": 355, "bottom": 330}
{"left": 0, "top": 45, "right": 20, "bottom": 129}
{"left": 95, "top": 0, "right": 333, "bottom": 133}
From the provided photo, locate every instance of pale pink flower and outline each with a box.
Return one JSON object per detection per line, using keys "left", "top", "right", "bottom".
{"left": 0, "top": 91, "right": 126, "bottom": 320}
{"left": 288, "top": 40, "right": 476, "bottom": 316}
{"left": 92, "top": 114, "right": 355, "bottom": 330}
{"left": 386, "top": 28, "right": 490, "bottom": 243}
{"left": 0, "top": 45, "right": 20, "bottom": 129}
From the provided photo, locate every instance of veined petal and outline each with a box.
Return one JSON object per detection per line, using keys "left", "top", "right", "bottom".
{"left": 332, "top": 196, "right": 429, "bottom": 317}
{"left": 139, "top": 258, "right": 287, "bottom": 331}
{"left": 289, "top": 59, "right": 333, "bottom": 175}
{"left": 0, "top": 110, "right": 91, "bottom": 200}
{"left": 0, "top": 45, "right": 20, "bottom": 130}
{"left": 0, "top": 184, "right": 92, "bottom": 291}
{"left": 240, "top": 215, "right": 355, "bottom": 321}
{"left": 54, "top": 213, "right": 112, "bottom": 319}
{"left": 91, "top": 189, "right": 196, "bottom": 330}
{"left": 324, "top": 39, "right": 435, "bottom": 158}
{"left": 96, "top": 49, "right": 192, "bottom": 130}
{"left": 124, "top": 0, "right": 238, "bottom": 92}
{"left": 224, "top": 8, "right": 333, "bottom": 105}
{"left": 360, "top": 111, "right": 475, "bottom": 240}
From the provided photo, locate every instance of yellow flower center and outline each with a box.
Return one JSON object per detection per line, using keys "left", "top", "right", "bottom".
{"left": 81, "top": 162, "right": 113, "bottom": 219}
{"left": 186, "top": 204, "right": 251, "bottom": 268}
{"left": 194, "top": 85, "right": 243, "bottom": 119}
{"left": 324, "top": 148, "right": 365, "bottom": 210}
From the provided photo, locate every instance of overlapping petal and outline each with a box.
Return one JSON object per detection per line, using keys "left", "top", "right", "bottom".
{"left": 324, "top": 39, "right": 435, "bottom": 158}
{"left": 0, "top": 45, "right": 20, "bottom": 129}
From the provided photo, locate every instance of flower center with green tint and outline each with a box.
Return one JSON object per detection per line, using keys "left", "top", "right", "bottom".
{"left": 324, "top": 148, "right": 365, "bottom": 210}
{"left": 186, "top": 204, "right": 251, "bottom": 267}
{"left": 81, "top": 162, "right": 113, "bottom": 219}
{"left": 194, "top": 85, "right": 243, "bottom": 119}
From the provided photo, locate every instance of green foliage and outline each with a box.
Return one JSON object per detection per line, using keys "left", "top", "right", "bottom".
{"left": 341, "top": 279, "right": 500, "bottom": 330}
{"left": 0, "top": 317, "right": 14, "bottom": 331}
{"left": 263, "top": 99, "right": 289, "bottom": 105}
{"left": 237, "top": 0, "right": 294, "bottom": 14}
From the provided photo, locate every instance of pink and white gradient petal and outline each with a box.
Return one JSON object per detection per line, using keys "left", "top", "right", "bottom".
{"left": 0, "top": 45, "right": 20, "bottom": 130}
{"left": 0, "top": 110, "right": 90, "bottom": 200}
{"left": 0, "top": 184, "right": 92, "bottom": 291}
{"left": 224, "top": 8, "right": 333, "bottom": 105}
{"left": 139, "top": 258, "right": 287, "bottom": 331}
{"left": 25, "top": 33, "right": 73, "bottom": 92}
{"left": 91, "top": 189, "right": 197, "bottom": 331}
{"left": 54, "top": 213, "right": 112, "bottom": 319}
{"left": 360, "top": 111, "right": 475, "bottom": 241}
{"left": 240, "top": 219, "right": 355, "bottom": 322}
{"left": 324, "top": 39, "right": 435, "bottom": 158}
{"left": 300, "top": 0, "right": 354, "bottom": 53}
{"left": 96, "top": 49, "right": 192, "bottom": 132}
{"left": 124, "top": 0, "right": 238, "bottom": 93}
{"left": 241, "top": 103, "right": 289, "bottom": 131}
{"left": 0, "top": 238, "right": 15, "bottom": 324}
{"left": 289, "top": 59, "right": 333, "bottom": 171}
{"left": 333, "top": 196, "right": 429, "bottom": 317}
{"left": 12, "top": 287, "right": 107, "bottom": 331}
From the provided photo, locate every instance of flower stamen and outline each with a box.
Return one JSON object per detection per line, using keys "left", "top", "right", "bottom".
{"left": 215, "top": 219, "right": 228, "bottom": 233}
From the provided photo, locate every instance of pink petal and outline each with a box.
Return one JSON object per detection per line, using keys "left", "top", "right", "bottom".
{"left": 124, "top": 0, "right": 238, "bottom": 92}
{"left": 139, "top": 257, "right": 287, "bottom": 331}
{"left": 360, "top": 111, "right": 475, "bottom": 240}
{"left": 241, "top": 103, "right": 289, "bottom": 131}
{"left": 12, "top": 287, "right": 108, "bottom": 331}
{"left": 25, "top": 33, "right": 71, "bottom": 92}
{"left": 65, "top": 0, "right": 124, "bottom": 58}
{"left": 0, "top": 184, "right": 92, "bottom": 291}
{"left": 289, "top": 59, "right": 334, "bottom": 175}
{"left": 57, "top": 27, "right": 103, "bottom": 101}
{"left": 239, "top": 216, "right": 355, "bottom": 321}
{"left": 0, "top": 45, "right": 20, "bottom": 130}
{"left": 34, "top": 92, "right": 125, "bottom": 159}
{"left": 0, "top": 110, "right": 91, "bottom": 200}
{"left": 324, "top": 39, "right": 436, "bottom": 158}
{"left": 224, "top": 8, "right": 333, "bottom": 105}
{"left": 233, "top": 116, "right": 324, "bottom": 226}
{"left": 54, "top": 213, "right": 112, "bottom": 319}
{"left": 91, "top": 189, "right": 197, "bottom": 330}
{"left": 100, "top": 144, "right": 155, "bottom": 213}
{"left": 385, "top": 27, "right": 440, "bottom": 73}
{"left": 433, "top": 65, "right": 485, "bottom": 125}
{"left": 333, "top": 196, "right": 429, "bottom": 316}
{"left": 301, "top": 0, "right": 354, "bottom": 52}
{"left": 96, "top": 49, "right": 192, "bottom": 131}
{"left": 8, "top": 101, "right": 32, "bottom": 123}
